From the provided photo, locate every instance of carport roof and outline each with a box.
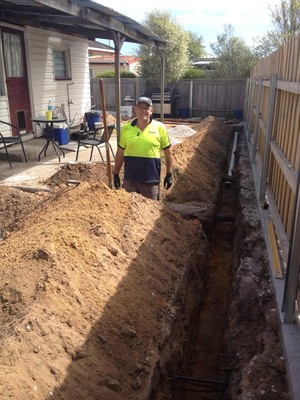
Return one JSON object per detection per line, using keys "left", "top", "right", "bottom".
{"left": 0, "top": 0, "right": 166, "bottom": 49}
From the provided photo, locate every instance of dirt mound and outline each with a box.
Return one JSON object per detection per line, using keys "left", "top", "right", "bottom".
{"left": 0, "top": 186, "right": 46, "bottom": 235}
{"left": 0, "top": 181, "right": 203, "bottom": 400}
{"left": 44, "top": 163, "right": 110, "bottom": 189}
{"left": 166, "top": 117, "right": 230, "bottom": 204}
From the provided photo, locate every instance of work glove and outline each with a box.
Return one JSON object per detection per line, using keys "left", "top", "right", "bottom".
{"left": 164, "top": 172, "right": 173, "bottom": 189}
{"left": 114, "top": 173, "right": 121, "bottom": 189}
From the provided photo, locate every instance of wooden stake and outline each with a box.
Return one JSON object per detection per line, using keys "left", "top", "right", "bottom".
{"left": 99, "top": 78, "right": 113, "bottom": 188}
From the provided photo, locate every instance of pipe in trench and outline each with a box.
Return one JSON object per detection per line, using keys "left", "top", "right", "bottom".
{"left": 228, "top": 131, "right": 239, "bottom": 177}
{"left": 168, "top": 375, "right": 228, "bottom": 393}
{"left": 224, "top": 131, "right": 239, "bottom": 189}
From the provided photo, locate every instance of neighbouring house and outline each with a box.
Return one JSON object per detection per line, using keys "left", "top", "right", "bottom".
{"left": 192, "top": 57, "right": 218, "bottom": 70}
{"left": 88, "top": 40, "right": 115, "bottom": 58}
{"left": 89, "top": 54, "right": 140, "bottom": 77}
{"left": 88, "top": 40, "right": 114, "bottom": 78}
{"left": 88, "top": 40, "right": 140, "bottom": 77}
{"left": 0, "top": 0, "right": 165, "bottom": 138}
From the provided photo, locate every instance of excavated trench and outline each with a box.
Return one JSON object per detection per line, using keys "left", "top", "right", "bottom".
{"left": 149, "top": 126, "right": 290, "bottom": 400}
{"left": 169, "top": 182, "right": 236, "bottom": 400}
{"left": 148, "top": 130, "right": 238, "bottom": 400}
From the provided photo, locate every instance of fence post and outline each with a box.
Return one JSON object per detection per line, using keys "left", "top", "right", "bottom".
{"left": 283, "top": 169, "right": 300, "bottom": 322}
{"left": 246, "top": 77, "right": 255, "bottom": 141}
{"left": 251, "top": 76, "right": 263, "bottom": 162}
{"left": 189, "top": 80, "right": 193, "bottom": 118}
{"left": 259, "top": 73, "right": 278, "bottom": 203}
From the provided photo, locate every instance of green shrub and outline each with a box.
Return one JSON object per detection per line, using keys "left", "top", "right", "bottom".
{"left": 181, "top": 68, "right": 207, "bottom": 79}
{"left": 95, "top": 71, "right": 115, "bottom": 78}
{"left": 121, "top": 71, "right": 137, "bottom": 78}
{"left": 95, "top": 71, "right": 137, "bottom": 78}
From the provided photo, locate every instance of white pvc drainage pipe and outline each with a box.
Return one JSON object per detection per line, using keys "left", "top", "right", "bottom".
{"left": 227, "top": 131, "right": 239, "bottom": 177}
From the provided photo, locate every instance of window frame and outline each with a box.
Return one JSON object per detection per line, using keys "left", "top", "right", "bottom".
{"left": 52, "top": 47, "right": 72, "bottom": 81}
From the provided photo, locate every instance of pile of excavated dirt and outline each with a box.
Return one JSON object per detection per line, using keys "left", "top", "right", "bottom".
{"left": 0, "top": 117, "right": 291, "bottom": 400}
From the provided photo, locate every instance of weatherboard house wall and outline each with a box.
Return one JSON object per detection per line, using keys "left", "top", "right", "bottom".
{"left": 27, "top": 26, "right": 91, "bottom": 133}
{"left": 0, "top": 23, "right": 92, "bottom": 136}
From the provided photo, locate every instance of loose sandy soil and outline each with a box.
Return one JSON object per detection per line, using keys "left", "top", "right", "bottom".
{"left": 0, "top": 117, "right": 290, "bottom": 399}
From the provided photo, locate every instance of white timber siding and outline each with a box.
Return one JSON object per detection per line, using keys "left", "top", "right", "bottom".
{"left": 0, "top": 98, "right": 11, "bottom": 136}
{"left": 26, "top": 26, "right": 91, "bottom": 136}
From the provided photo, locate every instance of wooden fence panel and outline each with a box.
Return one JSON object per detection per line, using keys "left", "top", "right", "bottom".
{"left": 245, "top": 32, "right": 300, "bottom": 322}
{"left": 90, "top": 78, "right": 149, "bottom": 110}
{"left": 246, "top": 33, "right": 300, "bottom": 241}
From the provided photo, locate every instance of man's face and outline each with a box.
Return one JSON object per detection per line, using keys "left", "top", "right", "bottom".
{"left": 134, "top": 103, "right": 153, "bottom": 119}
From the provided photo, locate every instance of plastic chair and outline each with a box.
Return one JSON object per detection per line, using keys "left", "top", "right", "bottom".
{"left": 75, "top": 124, "right": 116, "bottom": 162}
{"left": 0, "top": 120, "right": 28, "bottom": 168}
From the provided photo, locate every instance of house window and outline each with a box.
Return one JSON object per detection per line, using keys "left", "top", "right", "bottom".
{"left": 53, "top": 49, "right": 71, "bottom": 80}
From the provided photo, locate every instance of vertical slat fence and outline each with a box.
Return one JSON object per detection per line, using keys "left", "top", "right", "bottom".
{"left": 245, "top": 32, "right": 300, "bottom": 323}
{"left": 91, "top": 78, "right": 246, "bottom": 119}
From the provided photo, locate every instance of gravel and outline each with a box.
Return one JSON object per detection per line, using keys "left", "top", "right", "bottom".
{"left": 167, "top": 125, "right": 196, "bottom": 137}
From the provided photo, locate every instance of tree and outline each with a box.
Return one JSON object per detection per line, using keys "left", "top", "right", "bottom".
{"left": 186, "top": 31, "right": 205, "bottom": 62}
{"left": 136, "top": 10, "right": 189, "bottom": 82}
{"left": 210, "top": 25, "right": 258, "bottom": 78}
{"left": 253, "top": 0, "right": 300, "bottom": 57}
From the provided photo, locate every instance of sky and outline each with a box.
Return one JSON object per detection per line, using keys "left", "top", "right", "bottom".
{"left": 95, "top": 0, "right": 281, "bottom": 55}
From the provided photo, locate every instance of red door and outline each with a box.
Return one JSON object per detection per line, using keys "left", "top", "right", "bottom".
{"left": 1, "top": 28, "right": 32, "bottom": 134}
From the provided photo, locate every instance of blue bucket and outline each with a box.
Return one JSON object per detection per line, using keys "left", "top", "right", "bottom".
{"left": 179, "top": 108, "right": 190, "bottom": 118}
{"left": 54, "top": 127, "right": 69, "bottom": 145}
{"left": 234, "top": 109, "right": 243, "bottom": 120}
{"left": 85, "top": 111, "right": 100, "bottom": 130}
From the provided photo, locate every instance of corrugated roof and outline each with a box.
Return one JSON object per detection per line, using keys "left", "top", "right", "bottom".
{"left": 0, "top": 0, "right": 166, "bottom": 49}
{"left": 88, "top": 40, "right": 114, "bottom": 52}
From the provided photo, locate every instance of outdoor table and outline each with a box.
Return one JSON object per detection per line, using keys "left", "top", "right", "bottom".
{"left": 31, "top": 116, "right": 67, "bottom": 162}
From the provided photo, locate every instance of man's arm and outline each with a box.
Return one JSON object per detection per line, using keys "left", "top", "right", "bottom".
{"left": 163, "top": 147, "right": 173, "bottom": 174}
{"left": 113, "top": 146, "right": 125, "bottom": 174}
{"left": 163, "top": 147, "right": 173, "bottom": 190}
{"left": 113, "top": 146, "right": 125, "bottom": 189}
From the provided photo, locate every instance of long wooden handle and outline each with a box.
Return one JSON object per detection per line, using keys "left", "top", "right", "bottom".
{"left": 99, "top": 79, "right": 112, "bottom": 188}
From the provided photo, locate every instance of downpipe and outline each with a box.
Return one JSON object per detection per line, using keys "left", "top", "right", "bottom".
{"left": 67, "top": 82, "right": 74, "bottom": 122}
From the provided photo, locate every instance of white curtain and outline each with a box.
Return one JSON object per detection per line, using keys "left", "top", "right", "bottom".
{"left": 2, "top": 32, "right": 24, "bottom": 77}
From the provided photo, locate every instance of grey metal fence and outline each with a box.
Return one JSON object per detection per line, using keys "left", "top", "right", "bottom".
{"left": 91, "top": 78, "right": 246, "bottom": 119}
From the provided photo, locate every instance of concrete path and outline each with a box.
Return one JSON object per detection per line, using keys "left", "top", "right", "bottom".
{"left": 0, "top": 136, "right": 117, "bottom": 188}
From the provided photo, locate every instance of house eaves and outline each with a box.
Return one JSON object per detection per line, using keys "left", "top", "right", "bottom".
{"left": 88, "top": 40, "right": 115, "bottom": 53}
{"left": 0, "top": 0, "right": 166, "bottom": 50}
